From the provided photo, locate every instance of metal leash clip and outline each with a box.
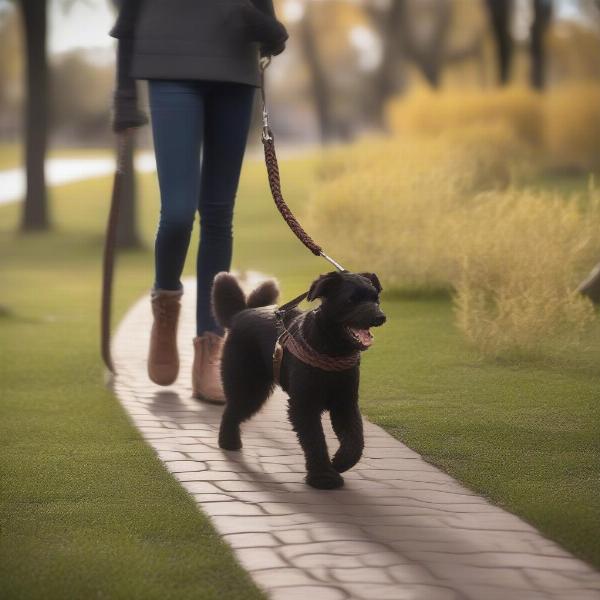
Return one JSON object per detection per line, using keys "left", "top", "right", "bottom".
{"left": 262, "top": 106, "right": 272, "bottom": 142}
{"left": 260, "top": 56, "right": 273, "bottom": 142}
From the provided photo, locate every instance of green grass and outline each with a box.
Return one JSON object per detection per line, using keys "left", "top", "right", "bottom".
{"left": 0, "top": 142, "right": 113, "bottom": 170}
{"left": 360, "top": 297, "right": 600, "bottom": 565}
{"left": 0, "top": 165, "right": 265, "bottom": 600}
{"left": 0, "top": 142, "right": 19, "bottom": 169}
{"left": 1, "top": 149, "right": 599, "bottom": 600}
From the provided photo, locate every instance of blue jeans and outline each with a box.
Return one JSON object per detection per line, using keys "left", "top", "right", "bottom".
{"left": 148, "top": 79, "right": 255, "bottom": 336}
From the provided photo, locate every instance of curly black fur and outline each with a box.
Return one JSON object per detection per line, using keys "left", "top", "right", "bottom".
{"left": 211, "top": 272, "right": 248, "bottom": 329}
{"left": 212, "top": 270, "right": 386, "bottom": 490}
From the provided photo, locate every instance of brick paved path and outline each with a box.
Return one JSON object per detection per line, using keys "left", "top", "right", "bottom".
{"left": 111, "top": 276, "right": 600, "bottom": 600}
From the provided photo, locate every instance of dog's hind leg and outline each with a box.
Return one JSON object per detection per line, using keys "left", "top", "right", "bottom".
{"left": 288, "top": 398, "right": 344, "bottom": 489}
{"left": 218, "top": 357, "right": 272, "bottom": 451}
{"left": 330, "top": 402, "right": 364, "bottom": 473}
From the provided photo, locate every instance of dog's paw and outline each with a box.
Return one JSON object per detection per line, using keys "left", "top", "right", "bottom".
{"left": 305, "top": 470, "right": 344, "bottom": 490}
{"left": 219, "top": 428, "right": 242, "bottom": 451}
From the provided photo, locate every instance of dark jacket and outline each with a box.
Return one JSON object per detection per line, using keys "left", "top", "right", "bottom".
{"left": 110, "top": 0, "right": 281, "bottom": 88}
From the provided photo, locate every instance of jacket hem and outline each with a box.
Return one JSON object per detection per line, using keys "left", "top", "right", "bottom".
{"left": 131, "top": 53, "right": 261, "bottom": 88}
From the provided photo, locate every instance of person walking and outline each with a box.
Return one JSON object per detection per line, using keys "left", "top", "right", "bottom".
{"left": 109, "top": 0, "right": 287, "bottom": 403}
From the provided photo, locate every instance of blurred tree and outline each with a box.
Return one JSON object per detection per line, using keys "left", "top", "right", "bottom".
{"left": 298, "top": 2, "right": 337, "bottom": 143}
{"left": 530, "top": 0, "right": 552, "bottom": 88}
{"left": 366, "top": 0, "right": 453, "bottom": 90}
{"left": 51, "top": 52, "right": 113, "bottom": 137}
{"left": 443, "top": 0, "right": 488, "bottom": 87}
{"left": 485, "top": 0, "right": 554, "bottom": 89}
{"left": 364, "top": 0, "right": 406, "bottom": 130}
{"left": 291, "top": 1, "right": 365, "bottom": 142}
{"left": 18, "top": 0, "right": 50, "bottom": 231}
{"left": 485, "top": 0, "right": 514, "bottom": 85}
{"left": 364, "top": 0, "right": 474, "bottom": 129}
{"left": 400, "top": 0, "right": 453, "bottom": 88}
{"left": 10, "top": 0, "right": 141, "bottom": 245}
{"left": 13, "top": 0, "right": 81, "bottom": 231}
{"left": 0, "top": 7, "right": 23, "bottom": 139}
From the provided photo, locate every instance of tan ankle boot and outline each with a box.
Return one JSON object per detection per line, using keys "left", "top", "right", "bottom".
{"left": 147, "top": 288, "right": 182, "bottom": 385}
{"left": 192, "top": 332, "right": 225, "bottom": 403}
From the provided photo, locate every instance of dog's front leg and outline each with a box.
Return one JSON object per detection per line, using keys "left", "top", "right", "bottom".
{"left": 288, "top": 399, "right": 344, "bottom": 490}
{"left": 330, "top": 402, "right": 364, "bottom": 473}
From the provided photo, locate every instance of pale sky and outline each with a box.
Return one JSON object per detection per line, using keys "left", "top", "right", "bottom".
{"left": 49, "top": 0, "right": 115, "bottom": 55}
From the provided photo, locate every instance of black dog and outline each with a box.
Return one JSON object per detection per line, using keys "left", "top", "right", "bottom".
{"left": 212, "top": 271, "right": 386, "bottom": 489}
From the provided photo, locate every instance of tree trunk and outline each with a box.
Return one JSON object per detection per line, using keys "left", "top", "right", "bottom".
{"left": 579, "top": 263, "right": 600, "bottom": 304}
{"left": 365, "top": 0, "right": 407, "bottom": 131}
{"left": 299, "top": 5, "right": 336, "bottom": 144}
{"left": 485, "top": 0, "right": 514, "bottom": 86}
{"left": 19, "top": 0, "right": 50, "bottom": 231}
{"left": 530, "top": 0, "right": 552, "bottom": 90}
{"left": 368, "top": 0, "right": 452, "bottom": 98}
{"left": 408, "top": 0, "right": 452, "bottom": 89}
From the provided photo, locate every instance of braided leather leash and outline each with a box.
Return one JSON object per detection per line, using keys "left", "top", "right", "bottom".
{"left": 259, "top": 58, "right": 367, "bottom": 379}
{"left": 260, "top": 57, "right": 346, "bottom": 273}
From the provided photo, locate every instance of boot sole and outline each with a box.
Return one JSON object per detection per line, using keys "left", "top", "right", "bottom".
{"left": 148, "top": 375, "right": 179, "bottom": 386}
{"left": 147, "top": 364, "right": 179, "bottom": 386}
{"left": 192, "top": 391, "right": 226, "bottom": 405}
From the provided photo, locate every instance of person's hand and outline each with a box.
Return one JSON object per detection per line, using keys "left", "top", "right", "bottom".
{"left": 241, "top": 4, "right": 288, "bottom": 57}
{"left": 111, "top": 89, "right": 149, "bottom": 134}
{"left": 260, "top": 37, "right": 286, "bottom": 58}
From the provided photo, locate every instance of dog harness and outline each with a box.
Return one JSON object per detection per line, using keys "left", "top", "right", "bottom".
{"left": 272, "top": 311, "right": 361, "bottom": 385}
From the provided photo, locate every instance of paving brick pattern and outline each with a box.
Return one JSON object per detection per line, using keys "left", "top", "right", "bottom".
{"left": 111, "top": 276, "right": 600, "bottom": 600}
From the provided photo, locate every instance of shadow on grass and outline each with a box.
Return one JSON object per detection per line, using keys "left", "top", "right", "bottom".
{"left": 490, "top": 348, "right": 600, "bottom": 379}
{"left": 0, "top": 305, "right": 13, "bottom": 318}
{"left": 0, "top": 304, "right": 44, "bottom": 325}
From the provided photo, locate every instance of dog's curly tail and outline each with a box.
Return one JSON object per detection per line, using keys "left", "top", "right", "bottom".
{"left": 212, "top": 272, "right": 279, "bottom": 329}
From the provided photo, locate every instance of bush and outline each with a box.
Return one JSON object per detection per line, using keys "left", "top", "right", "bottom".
{"left": 386, "top": 86, "right": 544, "bottom": 148}
{"left": 310, "top": 127, "right": 532, "bottom": 289}
{"left": 386, "top": 83, "right": 600, "bottom": 175}
{"left": 308, "top": 128, "right": 600, "bottom": 356}
{"left": 316, "top": 125, "right": 528, "bottom": 190}
{"left": 453, "top": 188, "right": 600, "bottom": 357}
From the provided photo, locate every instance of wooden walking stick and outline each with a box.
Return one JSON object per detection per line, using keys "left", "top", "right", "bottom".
{"left": 101, "top": 129, "right": 132, "bottom": 374}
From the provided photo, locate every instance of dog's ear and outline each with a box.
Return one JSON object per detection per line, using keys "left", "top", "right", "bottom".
{"left": 307, "top": 272, "right": 343, "bottom": 302}
{"left": 359, "top": 272, "right": 383, "bottom": 293}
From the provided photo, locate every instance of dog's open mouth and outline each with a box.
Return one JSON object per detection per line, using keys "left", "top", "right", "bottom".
{"left": 347, "top": 326, "right": 374, "bottom": 349}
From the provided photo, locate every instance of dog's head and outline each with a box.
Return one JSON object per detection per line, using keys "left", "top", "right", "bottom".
{"left": 307, "top": 271, "right": 386, "bottom": 351}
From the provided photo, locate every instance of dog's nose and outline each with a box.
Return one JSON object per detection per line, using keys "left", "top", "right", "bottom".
{"left": 373, "top": 313, "right": 386, "bottom": 326}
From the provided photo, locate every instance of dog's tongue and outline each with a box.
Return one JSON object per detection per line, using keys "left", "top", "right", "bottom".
{"left": 354, "top": 328, "right": 374, "bottom": 348}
